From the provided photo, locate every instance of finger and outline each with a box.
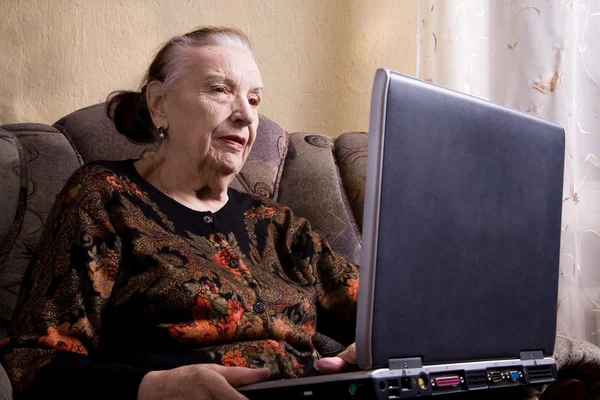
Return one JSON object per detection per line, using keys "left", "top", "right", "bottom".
{"left": 337, "top": 343, "right": 356, "bottom": 365}
{"left": 315, "top": 356, "right": 347, "bottom": 374}
{"left": 204, "top": 371, "right": 249, "bottom": 400}
{"left": 204, "top": 364, "right": 271, "bottom": 387}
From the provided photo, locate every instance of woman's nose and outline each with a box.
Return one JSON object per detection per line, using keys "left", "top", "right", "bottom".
{"left": 231, "top": 95, "right": 256, "bottom": 126}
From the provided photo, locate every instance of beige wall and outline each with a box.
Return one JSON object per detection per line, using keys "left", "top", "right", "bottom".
{"left": 0, "top": 0, "right": 417, "bottom": 137}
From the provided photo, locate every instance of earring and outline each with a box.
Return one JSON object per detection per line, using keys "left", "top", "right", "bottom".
{"left": 158, "top": 126, "right": 166, "bottom": 140}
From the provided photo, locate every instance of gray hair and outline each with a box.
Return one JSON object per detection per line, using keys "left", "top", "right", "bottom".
{"left": 145, "top": 26, "right": 256, "bottom": 91}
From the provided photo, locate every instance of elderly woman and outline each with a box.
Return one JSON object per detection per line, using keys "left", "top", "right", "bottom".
{"left": 1, "top": 27, "right": 358, "bottom": 399}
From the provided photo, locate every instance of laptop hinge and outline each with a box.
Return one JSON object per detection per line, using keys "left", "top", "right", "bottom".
{"left": 389, "top": 357, "right": 423, "bottom": 370}
{"left": 520, "top": 350, "right": 544, "bottom": 361}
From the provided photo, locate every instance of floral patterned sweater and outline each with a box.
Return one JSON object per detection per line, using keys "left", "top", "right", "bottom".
{"left": 1, "top": 160, "right": 359, "bottom": 399}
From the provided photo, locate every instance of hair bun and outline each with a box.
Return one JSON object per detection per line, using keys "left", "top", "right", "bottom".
{"left": 106, "top": 90, "right": 158, "bottom": 144}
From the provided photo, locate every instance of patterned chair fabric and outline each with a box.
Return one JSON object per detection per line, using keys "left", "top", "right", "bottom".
{"left": 278, "top": 133, "right": 362, "bottom": 266}
{"left": 0, "top": 124, "right": 82, "bottom": 338}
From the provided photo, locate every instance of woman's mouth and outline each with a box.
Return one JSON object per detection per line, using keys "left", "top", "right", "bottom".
{"left": 220, "top": 135, "right": 246, "bottom": 150}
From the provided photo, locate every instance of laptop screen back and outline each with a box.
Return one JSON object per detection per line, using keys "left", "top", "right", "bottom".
{"left": 357, "top": 70, "right": 564, "bottom": 369}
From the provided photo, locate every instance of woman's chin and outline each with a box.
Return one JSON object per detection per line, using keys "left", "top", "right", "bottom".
{"left": 217, "top": 157, "right": 244, "bottom": 177}
{"left": 203, "top": 152, "right": 246, "bottom": 181}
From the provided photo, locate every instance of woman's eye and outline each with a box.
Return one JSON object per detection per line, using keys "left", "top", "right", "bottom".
{"left": 214, "top": 87, "right": 227, "bottom": 94}
{"left": 249, "top": 98, "right": 260, "bottom": 106}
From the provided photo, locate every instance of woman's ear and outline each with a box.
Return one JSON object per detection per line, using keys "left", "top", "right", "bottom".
{"left": 146, "top": 81, "right": 169, "bottom": 130}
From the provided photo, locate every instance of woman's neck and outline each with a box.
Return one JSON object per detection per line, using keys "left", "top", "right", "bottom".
{"left": 135, "top": 150, "right": 232, "bottom": 213}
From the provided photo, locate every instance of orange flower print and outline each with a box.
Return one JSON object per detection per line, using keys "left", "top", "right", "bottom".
{"left": 106, "top": 176, "right": 123, "bottom": 190}
{"left": 128, "top": 182, "right": 146, "bottom": 199}
{"left": 262, "top": 207, "right": 275, "bottom": 218}
{"left": 271, "top": 315, "right": 292, "bottom": 340}
{"left": 38, "top": 322, "right": 88, "bottom": 355}
{"left": 240, "top": 317, "right": 266, "bottom": 339}
{"left": 291, "top": 356, "right": 304, "bottom": 374}
{"left": 217, "top": 317, "right": 237, "bottom": 340}
{"left": 213, "top": 247, "right": 246, "bottom": 275}
{"left": 227, "top": 300, "right": 244, "bottom": 324}
{"left": 212, "top": 250, "right": 229, "bottom": 268}
{"left": 222, "top": 349, "right": 249, "bottom": 367}
{"left": 169, "top": 320, "right": 219, "bottom": 344}
{"left": 242, "top": 343, "right": 261, "bottom": 355}
{"left": 263, "top": 339, "right": 286, "bottom": 356}
{"left": 245, "top": 206, "right": 280, "bottom": 222}
{"left": 347, "top": 278, "right": 359, "bottom": 302}
{"left": 191, "top": 295, "right": 212, "bottom": 320}
{"left": 304, "top": 321, "right": 315, "bottom": 337}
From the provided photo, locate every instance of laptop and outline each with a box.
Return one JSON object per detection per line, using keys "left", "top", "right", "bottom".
{"left": 239, "top": 69, "right": 564, "bottom": 399}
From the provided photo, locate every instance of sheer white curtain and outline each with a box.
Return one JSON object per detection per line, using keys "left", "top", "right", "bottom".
{"left": 417, "top": 0, "right": 600, "bottom": 346}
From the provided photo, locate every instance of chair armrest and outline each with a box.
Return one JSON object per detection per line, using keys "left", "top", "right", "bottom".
{"left": 277, "top": 132, "right": 362, "bottom": 265}
{"left": 334, "top": 132, "right": 368, "bottom": 230}
{"left": 545, "top": 334, "right": 600, "bottom": 399}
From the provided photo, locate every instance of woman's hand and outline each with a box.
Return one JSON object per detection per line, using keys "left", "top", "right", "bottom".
{"left": 316, "top": 342, "right": 356, "bottom": 374}
{"left": 137, "top": 364, "right": 271, "bottom": 400}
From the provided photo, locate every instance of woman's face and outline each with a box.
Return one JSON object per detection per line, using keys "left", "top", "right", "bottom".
{"left": 162, "top": 45, "right": 263, "bottom": 176}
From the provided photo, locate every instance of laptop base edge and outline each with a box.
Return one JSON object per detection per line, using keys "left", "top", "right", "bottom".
{"left": 239, "top": 357, "right": 556, "bottom": 399}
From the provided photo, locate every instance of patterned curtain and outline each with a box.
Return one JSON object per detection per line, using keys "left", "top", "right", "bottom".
{"left": 417, "top": 0, "right": 600, "bottom": 346}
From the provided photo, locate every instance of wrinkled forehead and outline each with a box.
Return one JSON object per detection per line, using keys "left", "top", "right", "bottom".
{"left": 180, "top": 45, "right": 263, "bottom": 88}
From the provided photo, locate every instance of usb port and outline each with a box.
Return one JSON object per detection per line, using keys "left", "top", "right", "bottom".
{"left": 401, "top": 377, "right": 411, "bottom": 391}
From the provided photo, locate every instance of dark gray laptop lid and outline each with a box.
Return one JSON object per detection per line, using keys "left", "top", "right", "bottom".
{"left": 357, "top": 69, "right": 564, "bottom": 369}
